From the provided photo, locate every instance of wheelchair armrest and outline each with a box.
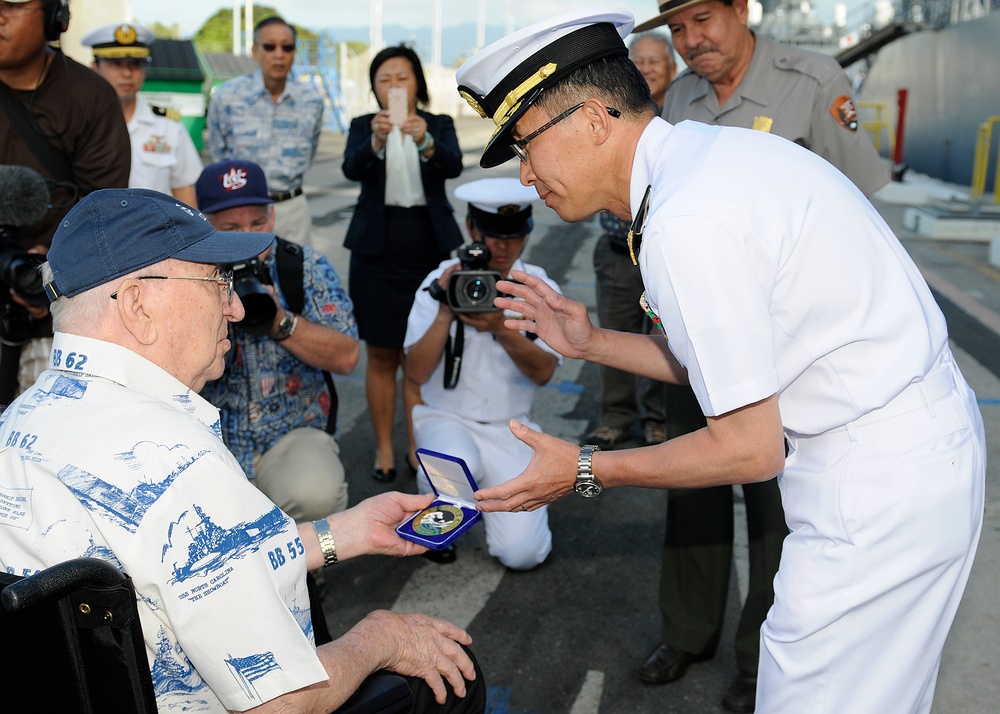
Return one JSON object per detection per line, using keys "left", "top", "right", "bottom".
{"left": 2, "top": 557, "right": 127, "bottom": 612}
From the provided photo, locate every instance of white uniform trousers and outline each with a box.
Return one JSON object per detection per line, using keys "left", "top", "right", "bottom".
{"left": 412, "top": 404, "right": 553, "bottom": 570}
{"left": 759, "top": 348, "right": 985, "bottom": 713}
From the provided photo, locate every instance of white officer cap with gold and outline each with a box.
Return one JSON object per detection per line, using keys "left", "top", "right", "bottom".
{"left": 456, "top": 7, "right": 634, "bottom": 169}
{"left": 455, "top": 178, "right": 540, "bottom": 238}
{"left": 80, "top": 22, "right": 154, "bottom": 60}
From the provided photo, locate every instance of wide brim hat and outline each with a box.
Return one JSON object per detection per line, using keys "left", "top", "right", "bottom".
{"left": 456, "top": 7, "right": 634, "bottom": 169}
{"left": 634, "top": 0, "right": 715, "bottom": 32}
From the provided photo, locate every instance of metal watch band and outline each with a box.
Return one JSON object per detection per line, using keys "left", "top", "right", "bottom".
{"left": 312, "top": 518, "right": 338, "bottom": 567}
{"left": 273, "top": 312, "right": 299, "bottom": 341}
{"left": 576, "top": 444, "right": 603, "bottom": 498}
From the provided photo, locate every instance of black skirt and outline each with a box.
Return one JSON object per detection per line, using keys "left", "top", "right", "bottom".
{"left": 349, "top": 205, "right": 452, "bottom": 348}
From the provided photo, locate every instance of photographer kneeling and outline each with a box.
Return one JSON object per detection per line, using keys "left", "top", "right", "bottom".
{"left": 404, "top": 178, "right": 559, "bottom": 569}
{"left": 196, "top": 160, "right": 359, "bottom": 523}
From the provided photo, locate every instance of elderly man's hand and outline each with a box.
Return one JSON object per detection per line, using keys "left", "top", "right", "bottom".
{"left": 474, "top": 419, "right": 579, "bottom": 512}
{"left": 359, "top": 610, "right": 476, "bottom": 704}
{"left": 328, "top": 492, "right": 436, "bottom": 560}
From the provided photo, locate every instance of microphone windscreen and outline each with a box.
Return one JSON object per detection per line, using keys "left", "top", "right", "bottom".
{"left": 0, "top": 165, "right": 51, "bottom": 227}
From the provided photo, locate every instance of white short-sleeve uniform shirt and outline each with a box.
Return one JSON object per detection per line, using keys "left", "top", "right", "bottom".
{"left": 632, "top": 118, "right": 947, "bottom": 435}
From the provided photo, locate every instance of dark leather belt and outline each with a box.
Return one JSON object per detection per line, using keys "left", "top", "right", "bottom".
{"left": 269, "top": 187, "right": 303, "bottom": 202}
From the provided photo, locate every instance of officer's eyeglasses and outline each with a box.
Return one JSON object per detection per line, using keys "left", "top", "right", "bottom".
{"left": 0, "top": 1, "right": 43, "bottom": 18}
{"left": 260, "top": 42, "right": 296, "bottom": 53}
{"left": 111, "top": 270, "right": 235, "bottom": 302}
{"left": 511, "top": 104, "right": 621, "bottom": 164}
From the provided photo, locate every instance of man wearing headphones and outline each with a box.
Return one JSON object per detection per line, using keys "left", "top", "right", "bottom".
{"left": 0, "top": 0, "right": 130, "bottom": 400}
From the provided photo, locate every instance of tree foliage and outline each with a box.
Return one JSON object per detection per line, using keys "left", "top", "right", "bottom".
{"left": 192, "top": 5, "right": 317, "bottom": 54}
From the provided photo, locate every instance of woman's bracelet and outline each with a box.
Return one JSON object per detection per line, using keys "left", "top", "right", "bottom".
{"left": 416, "top": 133, "right": 434, "bottom": 152}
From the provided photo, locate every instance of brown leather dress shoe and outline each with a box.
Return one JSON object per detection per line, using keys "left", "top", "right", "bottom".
{"left": 638, "top": 643, "right": 708, "bottom": 684}
{"left": 722, "top": 670, "right": 757, "bottom": 712}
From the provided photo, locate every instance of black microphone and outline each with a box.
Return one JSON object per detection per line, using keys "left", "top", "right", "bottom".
{"left": 0, "top": 165, "right": 51, "bottom": 227}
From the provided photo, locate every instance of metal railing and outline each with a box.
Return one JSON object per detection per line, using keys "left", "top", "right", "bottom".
{"left": 857, "top": 101, "right": 895, "bottom": 154}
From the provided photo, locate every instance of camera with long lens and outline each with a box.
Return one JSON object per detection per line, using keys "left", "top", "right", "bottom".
{"left": 226, "top": 257, "right": 277, "bottom": 336}
{"left": 446, "top": 243, "right": 503, "bottom": 314}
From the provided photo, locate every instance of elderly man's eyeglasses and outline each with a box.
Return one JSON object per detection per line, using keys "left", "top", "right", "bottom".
{"left": 0, "top": 1, "right": 43, "bottom": 18}
{"left": 510, "top": 103, "right": 622, "bottom": 163}
{"left": 110, "top": 270, "right": 235, "bottom": 302}
{"left": 260, "top": 42, "right": 296, "bottom": 53}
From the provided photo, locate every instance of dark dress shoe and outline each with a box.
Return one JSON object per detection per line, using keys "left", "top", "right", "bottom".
{"left": 638, "top": 643, "right": 709, "bottom": 684}
{"left": 722, "top": 670, "right": 757, "bottom": 713}
{"left": 371, "top": 467, "right": 397, "bottom": 482}
{"left": 422, "top": 544, "right": 457, "bottom": 564}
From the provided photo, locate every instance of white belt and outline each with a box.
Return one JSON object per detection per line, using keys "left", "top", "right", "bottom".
{"left": 827, "top": 365, "right": 956, "bottom": 436}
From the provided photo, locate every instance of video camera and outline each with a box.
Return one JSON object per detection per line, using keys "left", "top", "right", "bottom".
{"left": 443, "top": 243, "right": 503, "bottom": 314}
{"left": 225, "top": 257, "right": 277, "bottom": 336}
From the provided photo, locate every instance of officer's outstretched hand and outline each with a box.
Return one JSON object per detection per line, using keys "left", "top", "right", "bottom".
{"left": 474, "top": 419, "right": 579, "bottom": 512}
{"left": 496, "top": 270, "right": 597, "bottom": 359}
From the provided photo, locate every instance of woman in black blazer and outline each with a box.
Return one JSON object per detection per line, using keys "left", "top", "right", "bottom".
{"left": 343, "top": 45, "right": 463, "bottom": 483}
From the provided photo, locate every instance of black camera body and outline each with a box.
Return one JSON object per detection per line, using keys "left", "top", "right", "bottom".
{"left": 227, "top": 257, "right": 277, "bottom": 336}
{"left": 446, "top": 243, "right": 502, "bottom": 314}
{"left": 0, "top": 227, "right": 47, "bottom": 308}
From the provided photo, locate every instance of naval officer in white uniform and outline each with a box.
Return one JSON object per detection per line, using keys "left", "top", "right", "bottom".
{"left": 82, "top": 22, "right": 202, "bottom": 207}
{"left": 404, "top": 178, "right": 559, "bottom": 571}
{"left": 456, "top": 7, "right": 986, "bottom": 713}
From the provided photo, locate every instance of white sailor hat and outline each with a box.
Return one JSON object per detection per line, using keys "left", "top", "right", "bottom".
{"left": 80, "top": 22, "right": 154, "bottom": 60}
{"left": 454, "top": 178, "right": 539, "bottom": 238}
{"left": 455, "top": 7, "right": 633, "bottom": 169}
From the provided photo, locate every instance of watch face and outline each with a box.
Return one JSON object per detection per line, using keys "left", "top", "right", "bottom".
{"left": 575, "top": 480, "right": 603, "bottom": 498}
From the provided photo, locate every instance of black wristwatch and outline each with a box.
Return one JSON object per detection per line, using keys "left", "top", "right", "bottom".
{"left": 272, "top": 312, "right": 299, "bottom": 341}
{"left": 575, "top": 445, "right": 603, "bottom": 498}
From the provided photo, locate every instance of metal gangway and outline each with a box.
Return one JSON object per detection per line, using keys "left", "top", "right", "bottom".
{"left": 293, "top": 31, "right": 350, "bottom": 134}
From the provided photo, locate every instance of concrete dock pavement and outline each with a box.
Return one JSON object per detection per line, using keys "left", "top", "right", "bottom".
{"left": 299, "top": 119, "right": 999, "bottom": 713}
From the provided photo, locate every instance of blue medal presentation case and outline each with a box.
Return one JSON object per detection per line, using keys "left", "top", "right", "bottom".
{"left": 396, "top": 449, "right": 482, "bottom": 550}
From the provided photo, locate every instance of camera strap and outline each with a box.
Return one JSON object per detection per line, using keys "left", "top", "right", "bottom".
{"left": 443, "top": 320, "right": 464, "bottom": 390}
{"left": 0, "top": 81, "right": 74, "bottom": 183}
{"left": 274, "top": 238, "right": 339, "bottom": 434}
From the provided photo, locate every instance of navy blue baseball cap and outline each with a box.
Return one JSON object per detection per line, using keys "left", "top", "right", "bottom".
{"left": 43, "top": 188, "right": 275, "bottom": 301}
{"left": 195, "top": 160, "right": 274, "bottom": 214}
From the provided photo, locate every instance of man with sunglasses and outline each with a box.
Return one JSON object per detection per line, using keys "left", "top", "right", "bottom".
{"left": 0, "top": 187, "right": 486, "bottom": 714}
{"left": 208, "top": 15, "right": 323, "bottom": 247}
{"left": 457, "top": 8, "right": 985, "bottom": 714}
{"left": 82, "top": 22, "right": 202, "bottom": 207}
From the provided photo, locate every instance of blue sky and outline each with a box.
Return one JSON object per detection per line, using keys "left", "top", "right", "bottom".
{"left": 131, "top": 0, "right": 860, "bottom": 39}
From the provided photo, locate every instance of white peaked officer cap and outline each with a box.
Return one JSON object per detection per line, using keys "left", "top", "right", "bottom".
{"left": 455, "top": 7, "right": 634, "bottom": 169}
{"left": 455, "top": 178, "right": 540, "bottom": 238}
{"left": 80, "top": 22, "right": 155, "bottom": 60}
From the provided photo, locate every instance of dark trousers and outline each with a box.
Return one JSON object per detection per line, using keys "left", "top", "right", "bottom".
{"left": 406, "top": 644, "right": 487, "bottom": 713}
{"left": 592, "top": 234, "right": 667, "bottom": 430}
{"left": 658, "top": 384, "right": 788, "bottom": 673}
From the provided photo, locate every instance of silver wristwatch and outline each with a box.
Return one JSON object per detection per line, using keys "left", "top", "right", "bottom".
{"left": 273, "top": 312, "right": 299, "bottom": 341}
{"left": 575, "top": 445, "right": 603, "bottom": 498}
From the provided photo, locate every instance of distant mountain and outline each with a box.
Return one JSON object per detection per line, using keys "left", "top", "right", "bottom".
{"left": 325, "top": 22, "right": 511, "bottom": 67}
